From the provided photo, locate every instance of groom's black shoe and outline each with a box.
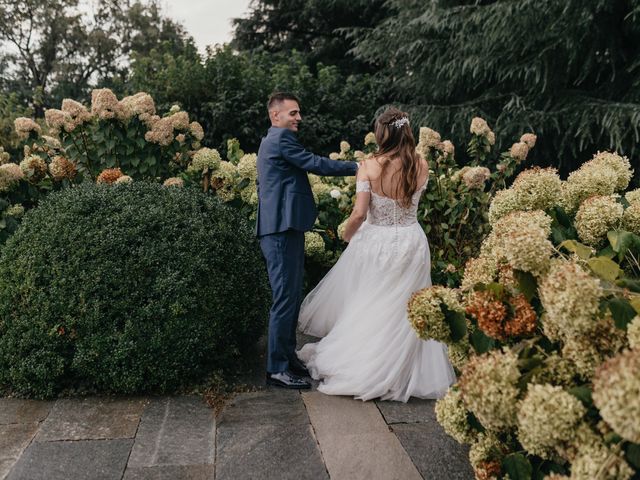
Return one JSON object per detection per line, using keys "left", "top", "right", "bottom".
{"left": 266, "top": 371, "right": 311, "bottom": 389}
{"left": 289, "top": 356, "right": 310, "bottom": 377}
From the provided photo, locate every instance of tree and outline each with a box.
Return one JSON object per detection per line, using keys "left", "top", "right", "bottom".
{"left": 350, "top": 0, "right": 640, "bottom": 174}
{"left": 231, "top": 0, "right": 390, "bottom": 75}
{"left": 127, "top": 45, "right": 384, "bottom": 155}
{"left": 0, "top": 0, "right": 192, "bottom": 113}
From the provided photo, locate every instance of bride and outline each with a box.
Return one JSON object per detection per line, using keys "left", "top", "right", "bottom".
{"left": 297, "top": 107, "right": 456, "bottom": 402}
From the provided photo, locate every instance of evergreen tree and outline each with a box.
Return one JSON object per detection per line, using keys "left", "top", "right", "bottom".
{"left": 351, "top": 0, "right": 640, "bottom": 173}
{"left": 232, "top": 0, "right": 389, "bottom": 74}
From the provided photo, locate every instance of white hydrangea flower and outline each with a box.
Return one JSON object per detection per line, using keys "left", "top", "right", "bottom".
{"left": 622, "top": 202, "right": 640, "bottom": 235}
{"left": 461, "top": 255, "right": 497, "bottom": 291}
{"left": 14, "top": 117, "right": 42, "bottom": 140}
{"left": 574, "top": 195, "right": 623, "bottom": 246}
{"left": 459, "top": 349, "right": 520, "bottom": 430}
{"left": 588, "top": 151, "right": 633, "bottom": 192}
{"left": 470, "top": 117, "right": 491, "bottom": 136}
{"left": 237, "top": 153, "right": 258, "bottom": 181}
{"left": 511, "top": 167, "right": 562, "bottom": 211}
{"left": 304, "top": 231, "right": 326, "bottom": 259}
{"left": 462, "top": 166, "right": 490, "bottom": 190}
{"left": 163, "top": 177, "right": 184, "bottom": 187}
{"left": 488, "top": 210, "right": 553, "bottom": 276}
{"left": 625, "top": 188, "right": 640, "bottom": 205}
{"left": 435, "top": 389, "right": 478, "bottom": 444}
{"left": 520, "top": 133, "right": 537, "bottom": 148}
{"left": 628, "top": 316, "right": 640, "bottom": 349}
{"left": 562, "top": 162, "right": 618, "bottom": 212}
{"left": 364, "top": 132, "right": 376, "bottom": 145}
{"left": 538, "top": 260, "right": 601, "bottom": 340}
{"left": 517, "top": 384, "right": 586, "bottom": 459}
{"left": 488, "top": 189, "right": 520, "bottom": 225}
{"left": 407, "top": 286, "right": 465, "bottom": 344}
{"left": 190, "top": 148, "right": 221, "bottom": 173}
{"left": 510, "top": 142, "right": 529, "bottom": 162}
{"left": 593, "top": 349, "right": 640, "bottom": 444}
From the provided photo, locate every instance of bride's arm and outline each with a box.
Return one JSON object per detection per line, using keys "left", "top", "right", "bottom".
{"left": 343, "top": 163, "right": 370, "bottom": 242}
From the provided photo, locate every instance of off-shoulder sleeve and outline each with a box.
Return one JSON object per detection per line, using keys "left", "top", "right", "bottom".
{"left": 356, "top": 180, "right": 371, "bottom": 193}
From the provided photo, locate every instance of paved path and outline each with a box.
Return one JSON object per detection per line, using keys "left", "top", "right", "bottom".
{"left": 1, "top": 335, "right": 473, "bottom": 480}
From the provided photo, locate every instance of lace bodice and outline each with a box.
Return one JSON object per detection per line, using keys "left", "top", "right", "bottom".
{"left": 356, "top": 180, "right": 428, "bottom": 227}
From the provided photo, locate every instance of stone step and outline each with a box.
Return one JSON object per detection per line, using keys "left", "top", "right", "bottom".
{"left": 302, "top": 392, "right": 422, "bottom": 480}
{"left": 215, "top": 389, "right": 328, "bottom": 480}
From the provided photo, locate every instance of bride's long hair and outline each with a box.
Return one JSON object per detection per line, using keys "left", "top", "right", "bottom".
{"left": 373, "top": 107, "right": 423, "bottom": 208}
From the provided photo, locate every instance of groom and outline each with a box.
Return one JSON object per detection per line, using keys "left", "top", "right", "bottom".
{"left": 256, "top": 92, "right": 358, "bottom": 389}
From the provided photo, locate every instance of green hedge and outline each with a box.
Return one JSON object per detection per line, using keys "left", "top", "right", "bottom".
{"left": 0, "top": 182, "right": 269, "bottom": 398}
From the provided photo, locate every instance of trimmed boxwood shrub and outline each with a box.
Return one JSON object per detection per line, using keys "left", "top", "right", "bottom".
{"left": 0, "top": 182, "right": 270, "bottom": 398}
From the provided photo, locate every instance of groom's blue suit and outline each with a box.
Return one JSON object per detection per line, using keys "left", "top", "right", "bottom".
{"left": 256, "top": 126, "right": 357, "bottom": 373}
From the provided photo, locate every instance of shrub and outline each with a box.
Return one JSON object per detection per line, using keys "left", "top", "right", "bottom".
{"left": 0, "top": 182, "right": 269, "bottom": 398}
{"left": 417, "top": 155, "right": 640, "bottom": 479}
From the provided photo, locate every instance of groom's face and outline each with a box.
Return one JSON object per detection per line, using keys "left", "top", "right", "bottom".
{"left": 270, "top": 100, "right": 302, "bottom": 132}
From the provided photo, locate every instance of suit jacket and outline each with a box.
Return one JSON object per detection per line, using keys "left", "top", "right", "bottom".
{"left": 256, "top": 127, "right": 358, "bottom": 236}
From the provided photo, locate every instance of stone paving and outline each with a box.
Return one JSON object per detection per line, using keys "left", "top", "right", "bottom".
{"left": 0, "top": 334, "right": 473, "bottom": 480}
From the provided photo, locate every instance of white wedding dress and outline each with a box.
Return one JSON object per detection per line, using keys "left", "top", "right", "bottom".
{"left": 297, "top": 179, "right": 456, "bottom": 402}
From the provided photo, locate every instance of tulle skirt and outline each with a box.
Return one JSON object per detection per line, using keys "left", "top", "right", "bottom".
{"left": 297, "top": 221, "right": 456, "bottom": 402}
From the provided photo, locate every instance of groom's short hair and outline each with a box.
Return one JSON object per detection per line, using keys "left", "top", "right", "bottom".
{"left": 267, "top": 92, "right": 300, "bottom": 111}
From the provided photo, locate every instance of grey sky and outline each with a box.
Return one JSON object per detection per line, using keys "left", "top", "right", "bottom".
{"left": 161, "top": 0, "right": 253, "bottom": 52}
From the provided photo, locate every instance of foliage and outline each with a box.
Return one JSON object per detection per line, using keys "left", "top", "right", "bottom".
{"left": 0, "top": 182, "right": 270, "bottom": 398}
{"left": 350, "top": 0, "right": 640, "bottom": 177}
{"left": 0, "top": 89, "right": 209, "bottom": 245}
{"left": 412, "top": 154, "right": 640, "bottom": 479}
{"left": 0, "top": 91, "right": 33, "bottom": 154}
{"left": 187, "top": 117, "right": 529, "bottom": 288}
{"left": 0, "top": 0, "right": 193, "bottom": 113}
{"left": 127, "top": 45, "right": 384, "bottom": 155}
{"left": 231, "top": 0, "right": 389, "bottom": 75}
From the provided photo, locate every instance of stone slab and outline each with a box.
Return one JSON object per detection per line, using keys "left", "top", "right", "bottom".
{"left": 128, "top": 396, "right": 215, "bottom": 468}
{"left": 392, "top": 423, "right": 474, "bottom": 480}
{"left": 301, "top": 392, "right": 388, "bottom": 435}
{"left": 0, "top": 399, "right": 52, "bottom": 425}
{"left": 302, "top": 392, "right": 421, "bottom": 480}
{"left": 36, "top": 397, "right": 147, "bottom": 441}
{"left": 0, "top": 423, "right": 39, "bottom": 480}
{"left": 375, "top": 398, "right": 437, "bottom": 424}
{"left": 6, "top": 439, "right": 133, "bottom": 480}
{"left": 318, "top": 432, "right": 422, "bottom": 480}
{"left": 217, "top": 389, "right": 307, "bottom": 427}
{"left": 215, "top": 423, "right": 328, "bottom": 480}
{"left": 0, "top": 459, "right": 16, "bottom": 480}
{"left": 123, "top": 465, "right": 214, "bottom": 480}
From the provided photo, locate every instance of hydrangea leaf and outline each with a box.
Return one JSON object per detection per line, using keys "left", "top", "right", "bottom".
{"left": 568, "top": 385, "right": 593, "bottom": 408}
{"left": 470, "top": 329, "right": 494, "bottom": 354}
{"left": 514, "top": 270, "right": 538, "bottom": 302}
{"left": 631, "top": 297, "right": 640, "bottom": 315}
{"left": 587, "top": 256, "right": 621, "bottom": 282}
{"left": 441, "top": 302, "right": 467, "bottom": 342}
{"left": 607, "top": 230, "right": 640, "bottom": 261}
{"left": 558, "top": 239, "right": 593, "bottom": 260}
{"left": 502, "top": 453, "right": 533, "bottom": 480}
{"left": 624, "top": 443, "right": 640, "bottom": 470}
{"left": 608, "top": 298, "right": 637, "bottom": 330}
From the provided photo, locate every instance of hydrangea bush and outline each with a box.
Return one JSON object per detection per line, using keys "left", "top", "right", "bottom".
{"left": 197, "top": 116, "right": 535, "bottom": 287}
{"left": 409, "top": 153, "right": 640, "bottom": 479}
{"left": 1, "top": 89, "right": 220, "bottom": 244}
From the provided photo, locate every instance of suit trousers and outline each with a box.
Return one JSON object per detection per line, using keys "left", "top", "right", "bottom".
{"left": 259, "top": 229, "right": 305, "bottom": 373}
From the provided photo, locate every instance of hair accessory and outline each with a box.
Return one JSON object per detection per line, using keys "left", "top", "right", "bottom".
{"left": 391, "top": 117, "right": 409, "bottom": 129}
